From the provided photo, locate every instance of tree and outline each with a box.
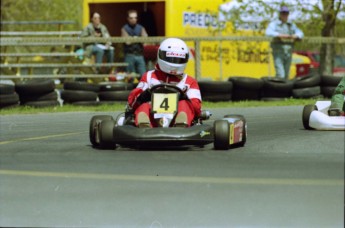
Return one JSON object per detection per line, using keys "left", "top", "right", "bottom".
{"left": 320, "top": 0, "right": 343, "bottom": 75}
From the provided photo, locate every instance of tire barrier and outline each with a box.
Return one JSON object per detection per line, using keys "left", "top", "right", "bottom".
{"left": 292, "top": 69, "right": 322, "bottom": 98}
{"left": 97, "top": 82, "right": 133, "bottom": 102}
{"left": 0, "top": 82, "right": 19, "bottom": 108}
{"left": 60, "top": 90, "right": 98, "bottom": 104}
{"left": 320, "top": 75, "right": 343, "bottom": 98}
{"left": 98, "top": 90, "right": 131, "bottom": 102}
{"left": 228, "top": 77, "right": 264, "bottom": 101}
{"left": 14, "top": 79, "right": 59, "bottom": 107}
{"left": 198, "top": 81, "right": 233, "bottom": 101}
{"left": 61, "top": 81, "right": 99, "bottom": 105}
{"left": 321, "top": 86, "right": 336, "bottom": 98}
{"left": 0, "top": 92, "right": 19, "bottom": 108}
{"left": 3, "top": 74, "right": 343, "bottom": 109}
{"left": 59, "top": 81, "right": 133, "bottom": 105}
{"left": 260, "top": 77, "right": 294, "bottom": 99}
{"left": 0, "top": 83, "right": 15, "bottom": 95}
{"left": 292, "top": 86, "right": 322, "bottom": 99}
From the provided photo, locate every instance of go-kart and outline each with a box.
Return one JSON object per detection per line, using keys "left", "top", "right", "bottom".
{"left": 302, "top": 101, "right": 345, "bottom": 130}
{"left": 89, "top": 84, "right": 247, "bottom": 150}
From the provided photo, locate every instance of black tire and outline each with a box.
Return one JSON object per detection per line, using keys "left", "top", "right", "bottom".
{"left": 198, "top": 81, "right": 233, "bottom": 93}
{"left": 15, "top": 79, "right": 55, "bottom": 95}
{"left": 321, "top": 86, "right": 336, "bottom": 98}
{"left": 99, "top": 119, "right": 116, "bottom": 149}
{"left": 21, "top": 100, "right": 60, "bottom": 107}
{"left": 98, "top": 82, "right": 134, "bottom": 91}
{"left": 302, "top": 105, "right": 317, "bottom": 130}
{"left": 261, "top": 77, "right": 293, "bottom": 98}
{"left": 321, "top": 75, "right": 343, "bottom": 86}
{"left": 229, "top": 77, "right": 264, "bottom": 101}
{"left": 293, "top": 73, "right": 321, "bottom": 88}
{"left": 63, "top": 81, "right": 100, "bottom": 92}
{"left": 214, "top": 120, "right": 230, "bottom": 150}
{"left": 0, "top": 93, "right": 19, "bottom": 108}
{"left": 61, "top": 90, "right": 98, "bottom": 102}
{"left": 201, "top": 93, "right": 232, "bottom": 102}
{"left": 0, "top": 83, "right": 15, "bottom": 95}
{"left": 232, "top": 89, "right": 261, "bottom": 101}
{"left": 292, "top": 86, "right": 321, "bottom": 98}
{"left": 228, "top": 77, "right": 264, "bottom": 90}
{"left": 19, "top": 91, "right": 58, "bottom": 103}
{"left": 0, "top": 103, "right": 19, "bottom": 109}
{"left": 67, "top": 101, "right": 100, "bottom": 106}
{"left": 98, "top": 90, "right": 131, "bottom": 101}
{"left": 89, "top": 115, "right": 113, "bottom": 148}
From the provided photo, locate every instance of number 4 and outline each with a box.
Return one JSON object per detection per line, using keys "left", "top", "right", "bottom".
{"left": 160, "top": 98, "right": 170, "bottom": 110}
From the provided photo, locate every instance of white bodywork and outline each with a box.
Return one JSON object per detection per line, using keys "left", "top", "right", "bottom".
{"left": 309, "top": 101, "right": 345, "bottom": 130}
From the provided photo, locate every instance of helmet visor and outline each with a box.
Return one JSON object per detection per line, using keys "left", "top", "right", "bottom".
{"left": 158, "top": 50, "right": 189, "bottom": 64}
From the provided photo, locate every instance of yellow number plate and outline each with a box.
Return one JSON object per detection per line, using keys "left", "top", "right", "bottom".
{"left": 152, "top": 93, "right": 178, "bottom": 114}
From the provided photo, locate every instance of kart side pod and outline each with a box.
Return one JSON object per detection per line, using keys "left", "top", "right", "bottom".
{"left": 213, "top": 115, "right": 247, "bottom": 150}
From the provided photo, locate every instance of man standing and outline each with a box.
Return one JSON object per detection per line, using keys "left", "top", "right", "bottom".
{"left": 265, "top": 6, "right": 304, "bottom": 79}
{"left": 81, "top": 12, "right": 114, "bottom": 73}
{"left": 121, "top": 10, "right": 148, "bottom": 77}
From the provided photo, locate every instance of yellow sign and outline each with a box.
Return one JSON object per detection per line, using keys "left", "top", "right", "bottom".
{"left": 229, "top": 123, "right": 234, "bottom": 145}
{"left": 82, "top": 0, "right": 309, "bottom": 80}
{"left": 152, "top": 93, "right": 178, "bottom": 114}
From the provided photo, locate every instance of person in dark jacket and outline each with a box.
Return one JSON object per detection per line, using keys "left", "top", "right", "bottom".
{"left": 121, "top": 10, "right": 148, "bottom": 77}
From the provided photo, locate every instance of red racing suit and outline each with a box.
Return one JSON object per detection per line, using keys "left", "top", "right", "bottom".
{"left": 128, "top": 66, "right": 202, "bottom": 127}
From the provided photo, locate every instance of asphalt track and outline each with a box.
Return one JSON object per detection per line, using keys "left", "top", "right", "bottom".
{"left": 0, "top": 106, "right": 344, "bottom": 227}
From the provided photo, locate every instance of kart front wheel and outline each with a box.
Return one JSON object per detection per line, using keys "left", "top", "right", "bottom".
{"left": 89, "top": 115, "right": 113, "bottom": 147}
{"left": 99, "top": 119, "right": 116, "bottom": 149}
{"left": 302, "top": 105, "right": 317, "bottom": 130}
{"left": 214, "top": 120, "right": 230, "bottom": 150}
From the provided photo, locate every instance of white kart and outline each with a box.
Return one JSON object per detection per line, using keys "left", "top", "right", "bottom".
{"left": 302, "top": 101, "right": 345, "bottom": 130}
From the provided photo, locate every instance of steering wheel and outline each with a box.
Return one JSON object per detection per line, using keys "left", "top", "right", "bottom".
{"left": 137, "top": 83, "right": 188, "bottom": 104}
{"left": 150, "top": 83, "right": 184, "bottom": 94}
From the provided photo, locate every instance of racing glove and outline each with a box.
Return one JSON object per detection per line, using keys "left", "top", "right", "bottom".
{"left": 137, "top": 89, "right": 151, "bottom": 103}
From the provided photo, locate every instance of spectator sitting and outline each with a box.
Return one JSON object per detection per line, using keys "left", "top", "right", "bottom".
{"left": 81, "top": 12, "right": 114, "bottom": 73}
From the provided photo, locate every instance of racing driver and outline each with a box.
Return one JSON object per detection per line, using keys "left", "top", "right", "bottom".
{"left": 127, "top": 38, "right": 202, "bottom": 127}
{"left": 328, "top": 76, "right": 345, "bottom": 116}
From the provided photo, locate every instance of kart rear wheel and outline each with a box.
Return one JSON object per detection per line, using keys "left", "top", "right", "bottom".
{"left": 302, "top": 105, "right": 317, "bottom": 130}
{"left": 214, "top": 120, "right": 230, "bottom": 150}
{"left": 223, "top": 115, "right": 247, "bottom": 147}
{"left": 223, "top": 114, "right": 245, "bottom": 120}
{"left": 99, "top": 119, "right": 116, "bottom": 149}
{"left": 89, "top": 115, "right": 113, "bottom": 147}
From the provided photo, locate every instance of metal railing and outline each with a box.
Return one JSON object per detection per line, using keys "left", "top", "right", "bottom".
{"left": 1, "top": 35, "right": 344, "bottom": 80}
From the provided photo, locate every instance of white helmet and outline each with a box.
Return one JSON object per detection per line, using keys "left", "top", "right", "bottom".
{"left": 157, "top": 38, "right": 189, "bottom": 75}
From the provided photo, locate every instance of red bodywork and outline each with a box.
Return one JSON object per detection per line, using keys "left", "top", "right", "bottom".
{"left": 295, "top": 51, "right": 345, "bottom": 76}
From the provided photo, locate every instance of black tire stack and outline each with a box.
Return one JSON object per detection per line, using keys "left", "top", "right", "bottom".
{"left": 198, "top": 80, "right": 233, "bottom": 102}
{"left": 0, "top": 83, "right": 20, "bottom": 109}
{"left": 292, "top": 70, "right": 322, "bottom": 98}
{"left": 98, "top": 82, "right": 133, "bottom": 104}
{"left": 228, "top": 77, "right": 264, "bottom": 101}
{"left": 15, "top": 79, "right": 59, "bottom": 107}
{"left": 61, "top": 81, "right": 99, "bottom": 106}
{"left": 260, "top": 77, "right": 294, "bottom": 101}
{"left": 320, "top": 75, "right": 343, "bottom": 98}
